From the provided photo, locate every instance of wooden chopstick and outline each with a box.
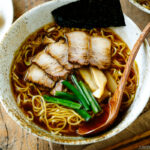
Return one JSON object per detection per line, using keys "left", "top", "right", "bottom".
{"left": 104, "top": 130, "right": 150, "bottom": 150}
{"left": 119, "top": 137, "right": 150, "bottom": 150}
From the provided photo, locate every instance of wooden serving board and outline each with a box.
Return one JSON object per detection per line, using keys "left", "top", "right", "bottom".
{"left": 0, "top": 0, "right": 150, "bottom": 150}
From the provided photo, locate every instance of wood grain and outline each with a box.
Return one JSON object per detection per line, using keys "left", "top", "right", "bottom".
{"left": 84, "top": 109, "right": 150, "bottom": 150}
{"left": 0, "top": 0, "right": 150, "bottom": 150}
{"left": 103, "top": 130, "right": 150, "bottom": 150}
{"left": 121, "top": 0, "right": 150, "bottom": 43}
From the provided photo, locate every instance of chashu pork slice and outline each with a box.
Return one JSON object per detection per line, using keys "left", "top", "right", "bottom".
{"left": 46, "top": 41, "right": 73, "bottom": 70}
{"left": 32, "top": 50, "right": 69, "bottom": 80}
{"left": 66, "top": 31, "right": 89, "bottom": 66}
{"left": 50, "top": 80, "right": 63, "bottom": 96}
{"left": 25, "top": 64, "right": 55, "bottom": 88}
{"left": 89, "top": 36, "right": 111, "bottom": 69}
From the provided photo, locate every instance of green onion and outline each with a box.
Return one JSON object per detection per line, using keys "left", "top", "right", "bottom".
{"left": 75, "top": 109, "right": 91, "bottom": 122}
{"left": 43, "top": 95, "right": 81, "bottom": 110}
{"left": 71, "top": 75, "right": 90, "bottom": 105}
{"left": 79, "top": 81, "right": 101, "bottom": 114}
{"left": 85, "top": 84, "right": 101, "bottom": 111}
{"left": 62, "top": 80, "right": 90, "bottom": 111}
{"left": 55, "top": 91, "right": 77, "bottom": 101}
{"left": 88, "top": 88, "right": 101, "bottom": 112}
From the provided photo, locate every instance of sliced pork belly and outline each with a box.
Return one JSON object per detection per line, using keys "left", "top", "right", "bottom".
{"left": 73, "top": 64, "right": 81, "bottom": 69}
{"left": 50, "top": 80, "right": 63, "bottom": 96}
{"left": 25, "top": 64, "right": 55, "bottom": 88}
{"left": 89, "top": 37, "right": 111, "bottom": 69}
{"left": 66, "top": 31, "right": 89, "bottom": 65}
{"left": 32, "top": 50, "right": 69, "bottom": 80}
{"left": 46, "top": 42, "right": 73, "bottom": 70}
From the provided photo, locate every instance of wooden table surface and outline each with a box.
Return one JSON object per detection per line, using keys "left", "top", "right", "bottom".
{"left": 0, "top": 0, "right": 150, "bottom": 150}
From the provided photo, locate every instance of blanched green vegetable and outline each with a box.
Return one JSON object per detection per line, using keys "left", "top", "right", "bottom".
{"left": 62, "top": 80, "right": 90, "bottom": 110}
{"left": 79, "top": 81, "right": 101, "bottom": 114}
{"left": 55, "top": 91, "right": 77, "bottom": 101}
{"left": 75, "top": 109, "right": 91, "bottom": 122}
{"left": 43, "top": 95, "right": 81, "bottom": 110}
{"left": 71, "top": 75, "right": 90, "bottom": 105}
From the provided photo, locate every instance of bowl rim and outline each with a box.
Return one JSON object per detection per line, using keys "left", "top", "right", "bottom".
{"left": 0, "top": 0, "right": 150, "bottom": 145}
{"left": 129, "top": 0, "right": 150, "bottom": 14}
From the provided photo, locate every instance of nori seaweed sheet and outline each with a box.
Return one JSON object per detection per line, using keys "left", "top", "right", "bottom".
{"left": 52, "top": 0, "right": 125, "bottom": 29}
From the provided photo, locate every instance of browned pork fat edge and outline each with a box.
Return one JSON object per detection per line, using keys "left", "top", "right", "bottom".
{"left": 89, "top": 36, "right": 111, "bottom": 69}
{"left": 66, "top": 31, "right": 89, "bottom": 66}
{"left": 50, "top": 80, "right": 63, "bottom": 96}
{"left": 25, "top": 64, "right": 55, "bottom": 88}
{"left": 32, "top": 50, "right": 69, "bottom": 80}
{"left": 46, "top": 41, "right": 74, "bottom": 70}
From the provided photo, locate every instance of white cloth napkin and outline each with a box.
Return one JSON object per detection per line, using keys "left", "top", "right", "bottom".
{"left": 0, "top": 0, "right": 13, "bottom": 41}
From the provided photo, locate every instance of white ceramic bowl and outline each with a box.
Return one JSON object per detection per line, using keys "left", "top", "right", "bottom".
{"left": 0, "top": 0, "right": 150, "bottom": 145}
{"left": 129, "top": 0, "right": 150, "bottom": 14}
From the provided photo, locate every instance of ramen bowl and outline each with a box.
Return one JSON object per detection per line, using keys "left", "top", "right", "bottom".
{"left": 129, "top": 0, "right": 150, "bottom": 14}
{"left": 0, "top": 0, "right": 150, "bottom": 145}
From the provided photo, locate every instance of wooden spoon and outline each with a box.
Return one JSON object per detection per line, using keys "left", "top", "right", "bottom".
{"left": 78, "top": 23, "right": 150, "bottom": 136}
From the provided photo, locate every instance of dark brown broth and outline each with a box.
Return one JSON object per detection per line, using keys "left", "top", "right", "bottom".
{"left": 10, "top": 23, "right": 138, "bottom": 136}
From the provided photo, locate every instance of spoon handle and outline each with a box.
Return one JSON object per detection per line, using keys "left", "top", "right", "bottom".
{"left": 78, "top": 23, "right": 150, "bottom": 136}
{"left": 116, "top": 22, "right": 150, "bottom": 105}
